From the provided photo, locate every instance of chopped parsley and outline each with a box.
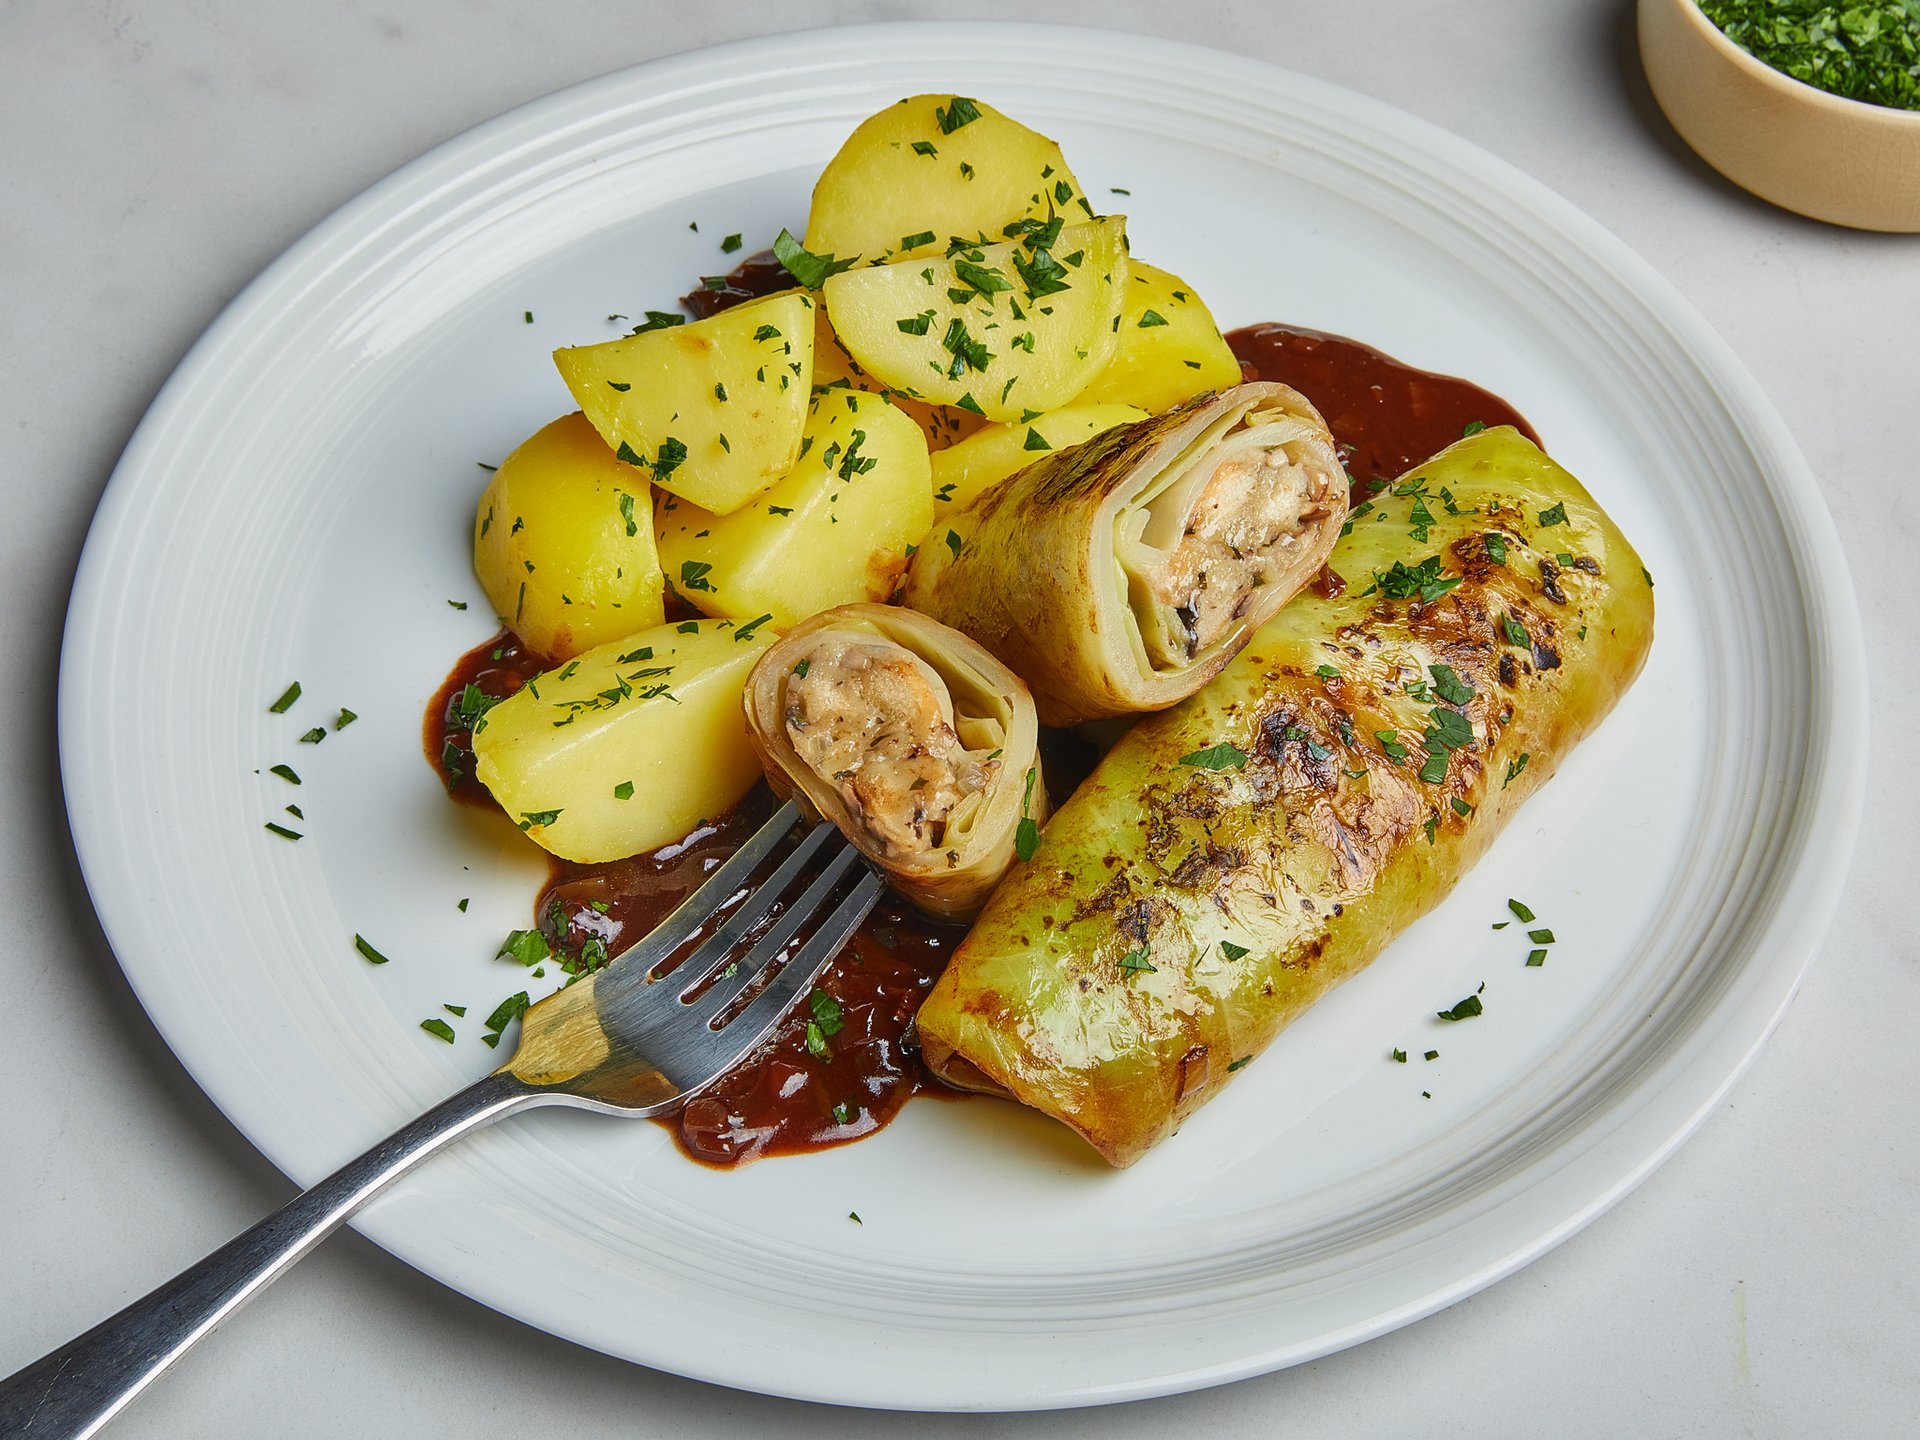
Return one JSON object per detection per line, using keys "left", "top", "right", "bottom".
{"left": 1503, "top": 753, "right": 1530, "bottom": 788}
{"left": 1116, "top": 945, "right": 1156, "bottom": 976}
{"left": 629, "top": 310, "right": 684, "bottom": 333}
{"left": 721, "top": 232, "right": 743, "bottom": 253}
{"left": 1392, "top": 1048, "right": 1408, "bottom": 1063}
{"left": 804, "top": 1020, "right": 833, "bottom": 1061}
{"left": 1507, "top": 898, "right": 1536, "bottom": 923}
{"left": 652, "top": 437, "right": 688, "bottom": 481}
{"left": 1366, "top": 555, "right": 1460, "bottom": 605}
{"left": 354, "top": 934, "right": 392, "bottom": 966}
{"left": 518, "top": 809, "right": 562, "bottom": 831}
{"left": 268, "top": 681, "right": 302, "bottom": 713}
{"left": 1136, "top": 309, "right": 1170, "bottom": 328}
{"left": 1526, "top": 949, "right": 1547, "bottom": 967}
{"left": 1180, "top": 741, "right": 1249, "bottom": 770}
{"left": 945, "top": 529, "right": 963, "bottom": 560}
{"left": 772, "top": 227, "right": 857, "bottom": 288}
{"left": 269, "top": 764, "right": 301, "bottom": 785}
{"left": 481, "top": 991, "right": 529, "bottom": 1048}
{"left": 678, "top": 560, "right": 714, "bottom": 592}
{"left": 1437, "top": 994, "right": 1483, "bottom": 1021}
{"left": 1429, "top": 664, "right": 1476, "bottom": 706}
{"left": 1014, "top": 768, "right": 1042, "bottom": 861}
{"left": 808, "top": 989, "right": 844, "bottom": 1039}
{"left": 1227, "top": 1057, "right": 1252, "bottom": 1073}
{"left": 264, "top": 822, "right": 302, "bottom": 841}
{"left": 1537, "top": 501, "right": 1569, "bottom": 527}
{"left": 1462, "top": 420, "right": 1486, "bottom": 437}
{"left": 497, "top": 929, "right": 549, "bottom": 966}
{"left": 1700, "top": 1, "right": 1920, "bottom": 111}
{"left": 298, "top": 727, "right": 326, "bottom": 745}
{"left": 941, "top": 317, "right": 991, "bottom": 377}
{"left": 1220, "top": 941, "right": 1249, "bottom": 961}
{"left": 935, "top": 95, "right": 982, "bottom": 133}
{"left": 953, "top": 257, "right": 1012, "bottom": 297}
{"left": 1023, "top": 427, "right": 1051, "bottom": 451}
{"left": 420, "top": 1018, "right": 456, "bottom": 1043}
{"left": 614, "top": 781, "right": 634, "bottom": 800}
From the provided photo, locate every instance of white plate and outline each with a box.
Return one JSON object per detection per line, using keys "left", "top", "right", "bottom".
{"left": 58, "top": 23, "right": 1865, "bottom": 1411}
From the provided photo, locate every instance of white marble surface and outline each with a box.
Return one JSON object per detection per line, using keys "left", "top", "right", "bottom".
{"left": 3, "top": 1, "right": 1915, "bottom": 1434}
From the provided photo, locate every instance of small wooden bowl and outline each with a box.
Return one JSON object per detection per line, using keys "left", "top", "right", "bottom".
{"left": 1639, "top": 0, "right": 1920, "bottom": 231}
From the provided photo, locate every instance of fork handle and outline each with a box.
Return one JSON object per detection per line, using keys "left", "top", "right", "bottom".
{"left": 0, "top": 1069, "right": 555, "bottom": 1439}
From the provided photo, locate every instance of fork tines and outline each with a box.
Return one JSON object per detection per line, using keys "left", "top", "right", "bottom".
{"left": 593, "top": 802, "right": 883, "bottom": 1092}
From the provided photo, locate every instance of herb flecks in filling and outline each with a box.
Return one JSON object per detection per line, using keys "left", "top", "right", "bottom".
{"left": 1127, "top": 406, "right": 1341, "bottom": 668}
{"left": 783, "top": 638, "right": 999, "bottom": 858}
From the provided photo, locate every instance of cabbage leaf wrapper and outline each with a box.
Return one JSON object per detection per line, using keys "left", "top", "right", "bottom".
{"left": 915, "top": 427, "right": 1655, "bottom": 1166}
{"left": 903, "top": 383, "right": 1347, "bottom": 726}
{"left": 744, "top": 604, "right": 1045, "bottom": 923}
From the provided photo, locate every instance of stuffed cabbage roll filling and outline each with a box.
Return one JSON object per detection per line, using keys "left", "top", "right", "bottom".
{"left": 782, "top": 636, "right": 1005, "bottom": 861}
{"left": 1117, "top": 405, "right": 1341, "bottom": 669}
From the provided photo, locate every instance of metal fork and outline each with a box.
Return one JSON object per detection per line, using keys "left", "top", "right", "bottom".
{"left": 0, "top": 800, "right": 876, "bottom": 1440}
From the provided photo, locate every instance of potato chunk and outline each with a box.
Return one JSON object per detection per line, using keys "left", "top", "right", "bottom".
{"left": 812, "top": 298, "right": 982, "bottom": 452}
{"left": 805, "top": 95, "right": 1091, "bottom": 264}
{"left": 929, "top": 403, "right": 1147, "bottom": 520}
{"left": 823, "top": 217, "right": 1128, "bottom": 421}
{"left": 472, "top": 618, "right": 777, "bottom": 862}
{"left": 554, "top": 292, "right": 814, "bottom": 515}
{"left": 1071, "top": 261, "right": 1243, "bottom": 413}
{"left": 656, "top": 388, "right": 932, "bottom": 629}
{"left": 472, "top": 412, "right": 665, "bottom": 661}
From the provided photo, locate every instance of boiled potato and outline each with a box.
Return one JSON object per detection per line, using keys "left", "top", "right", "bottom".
{"left": 1071, "top": 261, "right": 1243, "bottom": 413}
{"left": 472, "top": 618, "right": 776, "bottom": 862}
{"left": 805, "top": 95, "right": 1091, "bottom": 265}
{"left": 554, "top": 292, "right": 814, "bottom": 515}
{"left": 656, "top": 388, "right": 931, "bottom": 629}
{"left": 929, "top": 403, "right": 1146, "bottom": 520}
{"left": 811, "top": 297, "right": 983, "bottom": 452}
{"left": 823, "top": 216, "right": 1128, "bottom": 421}
{"left": 472, "top": 412, "right": 665, "bottom": 661}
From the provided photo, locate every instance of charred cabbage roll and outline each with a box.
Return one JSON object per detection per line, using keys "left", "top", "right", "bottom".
{"left": 744, "top": 604, "right": 1044, "bottom": 922}
{"left": 903, "top": 382, "right": 1346, "bottom": 726}
{"left": 916, "top": 426, "right": 1655, "bottom": 1167}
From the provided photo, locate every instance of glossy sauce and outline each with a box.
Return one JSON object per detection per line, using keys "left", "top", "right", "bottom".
{"left": 427, "top": 292, "right": 1535, "bottom": 1166}
{"left": 1227, "top": 323, "right": 1539, "bottom": 488}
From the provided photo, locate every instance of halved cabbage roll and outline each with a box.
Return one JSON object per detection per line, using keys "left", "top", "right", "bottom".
{"left": 915, "top": 427, "right": 1655, "bottom": 1166}
{"left": 902, "top": 383, "right": 1346, "bottom": 726}
{"left": 744, "top": 604, "right": 1045, "bottom": 922}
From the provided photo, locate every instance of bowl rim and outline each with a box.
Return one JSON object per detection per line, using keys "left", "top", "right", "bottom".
{"left": 1667, "top": 0, "right": 1920, "bottom": 128}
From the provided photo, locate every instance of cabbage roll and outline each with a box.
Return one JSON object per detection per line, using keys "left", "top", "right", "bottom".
{"left": 902, "top": 383, "right": 1346, "bottom": 726}
{"left": 744, "top": 604, "right": 1045, "bottom": 922}
{"left": 916, "top": 427, "right": 1655, "bottom": 1166}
